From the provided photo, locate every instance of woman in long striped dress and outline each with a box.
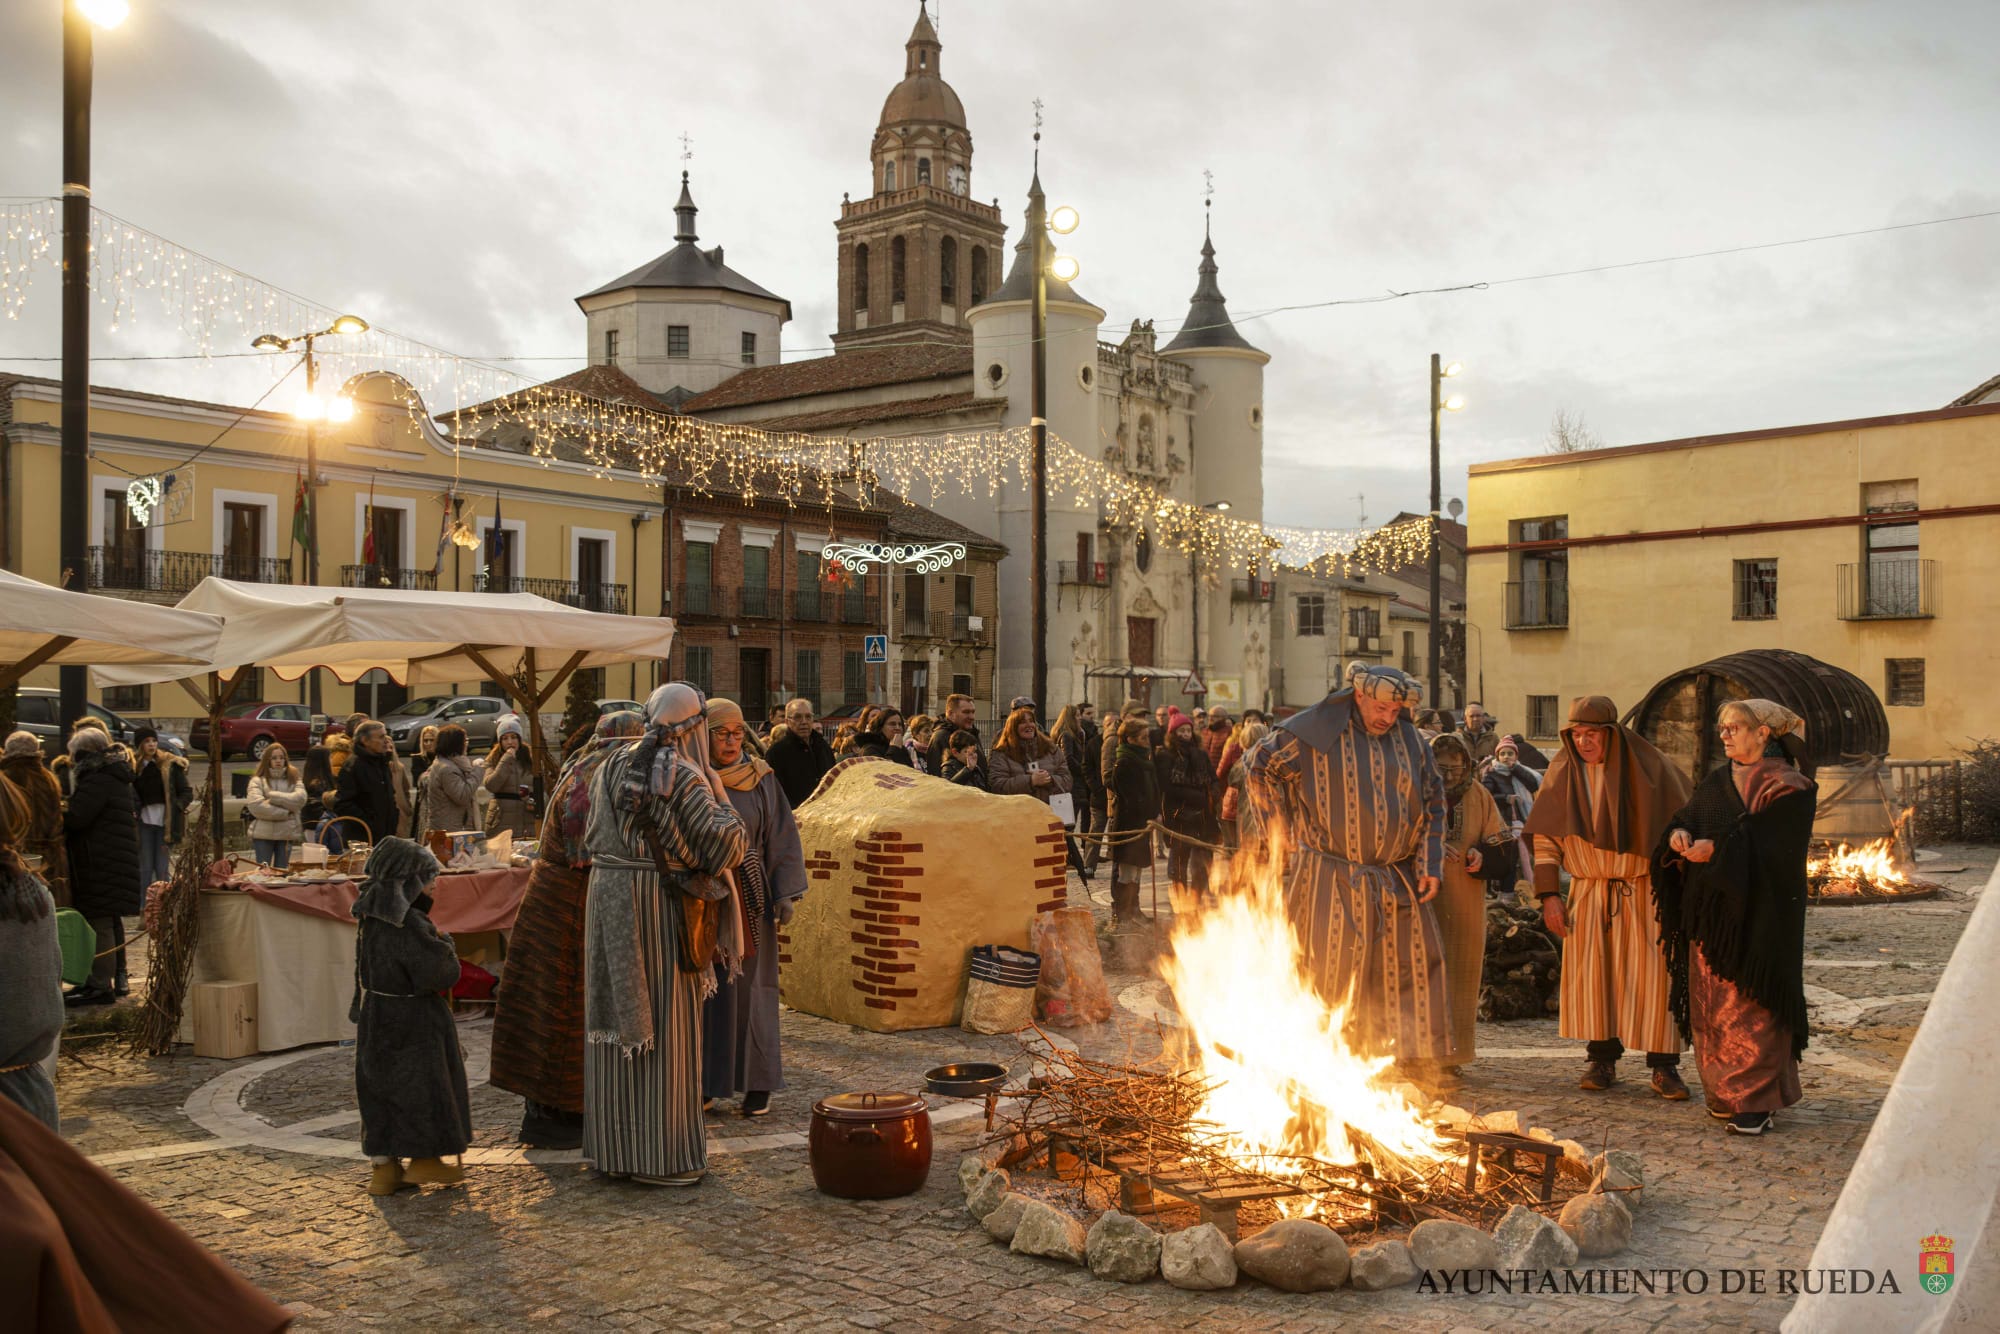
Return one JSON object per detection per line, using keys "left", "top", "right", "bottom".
{"left": 582, "top": 684, "right": 747, "bottom": 1186}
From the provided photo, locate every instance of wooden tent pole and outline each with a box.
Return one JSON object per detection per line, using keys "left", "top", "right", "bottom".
{"left": 0, "top": 635, "right": 78, "bottom": 690}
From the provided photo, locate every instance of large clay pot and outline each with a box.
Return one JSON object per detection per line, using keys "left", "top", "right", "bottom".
{"left": 809, "top": 1091, "right": 932, "bottom": 1199}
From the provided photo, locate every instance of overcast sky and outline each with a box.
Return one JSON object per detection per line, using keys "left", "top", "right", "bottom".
{"left": 2, "top": 0, "right": 1996, "bottom": 528}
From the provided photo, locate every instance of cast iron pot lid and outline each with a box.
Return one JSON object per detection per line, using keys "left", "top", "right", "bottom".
{"left": 813, "top": 1091, "right": 929, "bottom": 1122}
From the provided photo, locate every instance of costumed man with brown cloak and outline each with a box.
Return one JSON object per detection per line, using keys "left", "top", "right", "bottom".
{"left": 491, "top": 709, "right": 644, "bottom": 1149}
{"left": 700, "top": 698, "right": 808, "bottom": 1117}
{"left": 1246, "top": 666, "right": 1455, "bottom": 1079}
{"left": 1524, "top": 696, "right": 1694, "bottom": 1097}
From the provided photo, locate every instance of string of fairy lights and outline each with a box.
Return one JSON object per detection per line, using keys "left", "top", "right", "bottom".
{"left": 0, "top": 199, "right": 1431, "bottom": 576}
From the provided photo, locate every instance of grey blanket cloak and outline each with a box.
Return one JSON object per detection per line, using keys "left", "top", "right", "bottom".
{"left": 350, "top": 839, "right": 471, "bottom": 1161}
{"left": 701, "top": 772, "right": 808, "bottom": 1100}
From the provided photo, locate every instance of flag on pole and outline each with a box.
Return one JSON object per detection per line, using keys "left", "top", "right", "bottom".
{"left": 361, "top": 475, "right": 377, "bottom": 564}
{"left": 290, "top": 466, "right": 309, "bottom": 555}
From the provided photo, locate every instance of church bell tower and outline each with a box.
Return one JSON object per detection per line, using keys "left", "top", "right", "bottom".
{"left": 832, "top": 4, "right": 1006, "bottom": 349}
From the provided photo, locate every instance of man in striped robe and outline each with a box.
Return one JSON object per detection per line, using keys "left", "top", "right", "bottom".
{"left": 1246, "top": 667, "right": 1455, "bottom": 1072}
{"left": 1523, "top": 695, "right": 1694, "bottom": 1098}
{"left": 582, "top": 684, "right": 747, "bottom": 1186}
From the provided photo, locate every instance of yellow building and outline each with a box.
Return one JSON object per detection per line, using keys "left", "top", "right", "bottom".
{"left": 1465, "top": 400, "right": 2000, "bottom": 760}
{"left": 0, "top": 369, "right": 669, "bottom": 722}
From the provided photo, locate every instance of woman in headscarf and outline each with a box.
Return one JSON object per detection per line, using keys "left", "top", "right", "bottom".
{"left": 491, "top": 709, "right": 644, "bottom": 1149}
{"left": 1155, "top": 709, "right": 1218, "bottom": 895}
{"left": 1653, "top": 698, "right": 1816, "bottom": 1136}
{"left": 1430, "top": 733, "right": 1510, "bottom": 1085}
{"left": 700, "top": 697, "right": 807, "bottom": 1118}
{"left": 582, "top": 683, "right": 747, "bottom": 1186}
{"left": 1481, "top": 735, "right": 1542, "bottom": 901}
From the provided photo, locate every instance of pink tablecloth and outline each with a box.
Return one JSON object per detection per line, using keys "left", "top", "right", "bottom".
{"left": 229, "top": 866, "right": 532, "bottom": 934}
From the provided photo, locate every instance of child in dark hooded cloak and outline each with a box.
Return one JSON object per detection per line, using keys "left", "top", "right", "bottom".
{"left": 351, "top": 836, "right": 472, "bottom": 1196}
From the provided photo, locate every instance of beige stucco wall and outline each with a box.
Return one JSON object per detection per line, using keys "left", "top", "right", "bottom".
{"left": 1465, "top": 406, "right": 2000, "bottom": 759}
{"left": 3, "top": 375, "right": 667, "bottom": 720}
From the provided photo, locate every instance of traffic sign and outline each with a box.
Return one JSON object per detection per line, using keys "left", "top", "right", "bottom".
{"left": 864, "top": 634, "right": 888, "bottom": 664}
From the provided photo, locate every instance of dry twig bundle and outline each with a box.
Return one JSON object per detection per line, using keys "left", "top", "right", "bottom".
{"left": 131, "top": 776, "right": 218, "bottom": 1056}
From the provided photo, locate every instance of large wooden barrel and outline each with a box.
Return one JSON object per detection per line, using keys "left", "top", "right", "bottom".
{"left": 1626, "top": 649, "right": 1889, "bottom": 784}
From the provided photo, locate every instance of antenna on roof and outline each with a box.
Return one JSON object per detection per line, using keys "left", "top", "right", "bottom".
{"left": 1355, "top": 492, "right": 1367, "bottom": 528}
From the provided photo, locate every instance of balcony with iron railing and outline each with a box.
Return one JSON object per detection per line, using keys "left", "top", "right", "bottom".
{"left": 674, "top": 583, "right": 720, "bottom": 617}
{"left": 342, "top": 564, "right": 438, "bottom": 591}
{"left": 736, "top": 585, "right": 778, "bottom": 619}
{"left": 1838, "top": 559, "right": 1937, "bottom": 620}
{"left": 478, "top": 573, "right": 629, "bottom": 612}
{"left": 837, "top": 593, "right": 880, "bottom": 626}
{"left": 1230, "top": 577, "right": 1275, "bottom": 603}
{"left": 792, "top": 588, "right": 832, "bottom": 622}
{"left": 1059, "top": 560, "right": 1112, "bottom": 587}
{"left": 1505, "top": 578, "right": 1570, "bottom": 629}
{"left": 87, "top": 547, "right": 291, "bottom": 598}
{"left": 947, "top": 610, "right": 990, "bottom": 644}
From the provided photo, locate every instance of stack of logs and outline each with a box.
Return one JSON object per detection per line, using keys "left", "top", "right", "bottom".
{"left": 1478, "top": 901, "right": 1561, "bottom": 1021}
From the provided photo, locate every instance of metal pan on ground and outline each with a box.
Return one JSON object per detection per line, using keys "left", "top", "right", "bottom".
{"left": 923, "top": 1062, "right": 1010, "bottom": 1098}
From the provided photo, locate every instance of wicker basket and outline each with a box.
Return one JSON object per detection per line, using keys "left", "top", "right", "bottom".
{"left": 959, "top": 944, "right": 1041, "bottom": 1035}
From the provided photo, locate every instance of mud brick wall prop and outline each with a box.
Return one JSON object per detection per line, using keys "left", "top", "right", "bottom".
{"left": 779, "top": 757, "right": 1062, "bottom": 1032}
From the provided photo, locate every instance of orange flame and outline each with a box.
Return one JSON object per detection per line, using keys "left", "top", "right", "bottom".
{"left": 1157, "top": 832, "right": 1455, "bottom": 1189}
{"left": 1808, "top": 836, "right": 1907, "bottom": 888}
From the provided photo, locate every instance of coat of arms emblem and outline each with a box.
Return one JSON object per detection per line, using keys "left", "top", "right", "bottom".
{"left": 1920, "top": 1233, "right": 1955, "bottom": 1295}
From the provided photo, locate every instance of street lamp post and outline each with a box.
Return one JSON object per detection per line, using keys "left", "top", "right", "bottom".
{"left": 57, "top": 0, "right": 129, "bottom": 745}
{"left": 1025, "top": 141, "right": 1079, "bottom": 714}
{"left": 1428, "top": 354, "right": 1464, "bottom": 708}
{"left": 252, "top": 315, "right": 368, "bottom": 714}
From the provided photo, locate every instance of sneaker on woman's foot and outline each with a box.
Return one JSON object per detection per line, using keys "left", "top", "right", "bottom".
{"left": 741, "top": 1091, "right": 772, "bottom": 1117}
{"left": 1726, "top": 1112, "right": 1774, "bottom": 1135}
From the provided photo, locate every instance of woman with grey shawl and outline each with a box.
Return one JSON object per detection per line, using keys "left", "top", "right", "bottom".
{"left": 350, "top": 837, "right": 472, "bottom": 1196}
{"left": 582, "top": 683, "right": 747, "bottom": 1186}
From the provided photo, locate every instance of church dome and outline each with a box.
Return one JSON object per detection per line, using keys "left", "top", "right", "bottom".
{"left": 877, "top": 6, "right": 964, "bottom": 130}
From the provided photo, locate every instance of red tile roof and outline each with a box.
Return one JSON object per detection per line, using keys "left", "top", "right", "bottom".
{"left": 745, "top": 391, "right": 999, "bottom": 434}
{"left": 680, "top": 342, "right": 971, "bottom": 412}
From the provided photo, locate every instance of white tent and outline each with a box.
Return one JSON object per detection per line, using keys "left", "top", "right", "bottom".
{"left": 0, "top": 567, "right": 223, "bottom": 688}
{"left": 92, "top": 578, "right": 674, "bottom": 690}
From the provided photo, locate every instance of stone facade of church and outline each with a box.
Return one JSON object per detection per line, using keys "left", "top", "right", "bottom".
{"left": 584, "top": 5, "right": 1276, "bottom": 717}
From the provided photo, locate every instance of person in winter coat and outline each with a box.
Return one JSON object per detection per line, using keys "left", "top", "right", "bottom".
{"left": 986, "top": 708, "right": 1073, "bottom": 801}
{"left": 350, "top": 837, "right": 471, "bottom": 1196}
{"left": 1106, "top": 718, "right": 1162, "bottom": 926}
{"left": 923, "top": 694, "right": 983, "bottom": 779}
{"left": 334, "top": 721, "right": 401, "bottom": 846}
{"left": 1156, "top": 709, "right": 1219, "bottom": 895}
{"left": 766, "top": 698, "right": 837, "bottom": 807}
{"left": 60, "top": 728, "right": 139, "bottom": 1006}
{"left": 2, "top": 731, "right": 69, "bottom": 907}
{"left": 939, "top": 730, "right": 988, "bottom": 790}
{"left": 408, "top": 725, "right": 440, "bottom": 837}
{"left": 419, "top": 725, "right": 482, "bottom": 836}
{"left": 1219, "top": 721, "right": 1267, "bottom": 858}
{"left": 851, "top": 706, "right": 915, "bottom": 766}
{"left": 1051, "top": 705, "right": 1098, "bottom": 882}
{"left": 48, "top": 715, "right": 110, "bottom": 799}
{"left": 481, "top": 717, "right": 535, "bottom": 837}
{"left": 0, "top": 775, "right": 63, "bottom": 1131}
{"left": 904, "top": 715, "right": 936, "bottom": 772}
{"left": 244, "top": 744, "right": 308, "bottom": 868}
{"left": 130, "top": 728, "right": 194, "bottom": 894}
{"left": 308, "top": 731, "right": 355, "bottom": 851}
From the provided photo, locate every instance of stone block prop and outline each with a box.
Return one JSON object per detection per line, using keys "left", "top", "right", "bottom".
{"left": 1160, "top": 1223, "right": 1238, "bottom": 1290}
{"left": 1493, "top": 1204, "right": 1579, "bottom": 1271}
{"left": 1086, "top": 1211, "right": 1162, "bottom": 1283}
{"left": 1233, "top": 1218, "right": 1350, "bottom": 1292}
{"left": 1010, "top": 1200, "right": 1088, "bottom": 1265}
{"left": 1349, "top": 1240, "right": 1419, "bottom": 1291}
{"left": 779, "top": 759, "right": 1068, "bottom": 1031}
{"left": 1407, "top": 1219, "right": 1500, "bottom": 1275}
{"left": 1559, "top": 1188, "right": 1633, "bottom": 1258}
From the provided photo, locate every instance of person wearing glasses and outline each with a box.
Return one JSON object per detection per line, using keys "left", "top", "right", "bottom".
{"left": 1653, "top": 699, "right": 1815, "bottom": 1135}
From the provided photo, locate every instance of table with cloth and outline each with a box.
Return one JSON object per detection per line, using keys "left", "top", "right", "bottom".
{"left": 173, "top": 867, "right": 530, "bottom": 1051}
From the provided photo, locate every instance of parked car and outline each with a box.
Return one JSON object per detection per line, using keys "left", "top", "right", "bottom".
{"left": 381, "top": 694, "right": 512, "bottom": 753}
{"left": 188, "top": 701, "right": 323, "bottom": 760}
{"left": 12, "top": 686, "right": 187, "bottom": 759}
{"left": 596, "top": 698, "right": 644, "bottom": 717}
{"left": 817, "top": 703, "right": 867, "bottom": 737}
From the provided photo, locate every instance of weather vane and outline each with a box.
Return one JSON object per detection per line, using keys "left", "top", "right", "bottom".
{"left": 1203, "top": 168, "right": 1214, "bottom": 205}
{"left": 679, "top": 132, "right": 693, "bottom": 167}
{"left": 1032, "top": 97, "right": 1044, "bottom": 143}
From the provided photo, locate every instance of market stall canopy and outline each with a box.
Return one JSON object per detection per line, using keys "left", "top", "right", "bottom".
{"left": 92, "top": 579, "right": 675, "bottom": 688}
{"left": 0, "top": 568, "right": 224, "bottom": 688}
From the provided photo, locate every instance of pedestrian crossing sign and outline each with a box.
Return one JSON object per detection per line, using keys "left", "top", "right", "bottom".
{"left": 864, "top": 634, "right": 887, "bottom": 664}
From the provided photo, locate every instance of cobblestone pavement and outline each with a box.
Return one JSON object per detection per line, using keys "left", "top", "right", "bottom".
{"left": 54, "top": 846, "right": 1995, "bottom": 1332}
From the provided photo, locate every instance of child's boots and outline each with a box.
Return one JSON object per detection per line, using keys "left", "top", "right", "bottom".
{"left": 367, "top": 1160, "right": 406, "bottom": 1196}
{"left": 404, "top": 1156, "right": 465, "bottom": 1187}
